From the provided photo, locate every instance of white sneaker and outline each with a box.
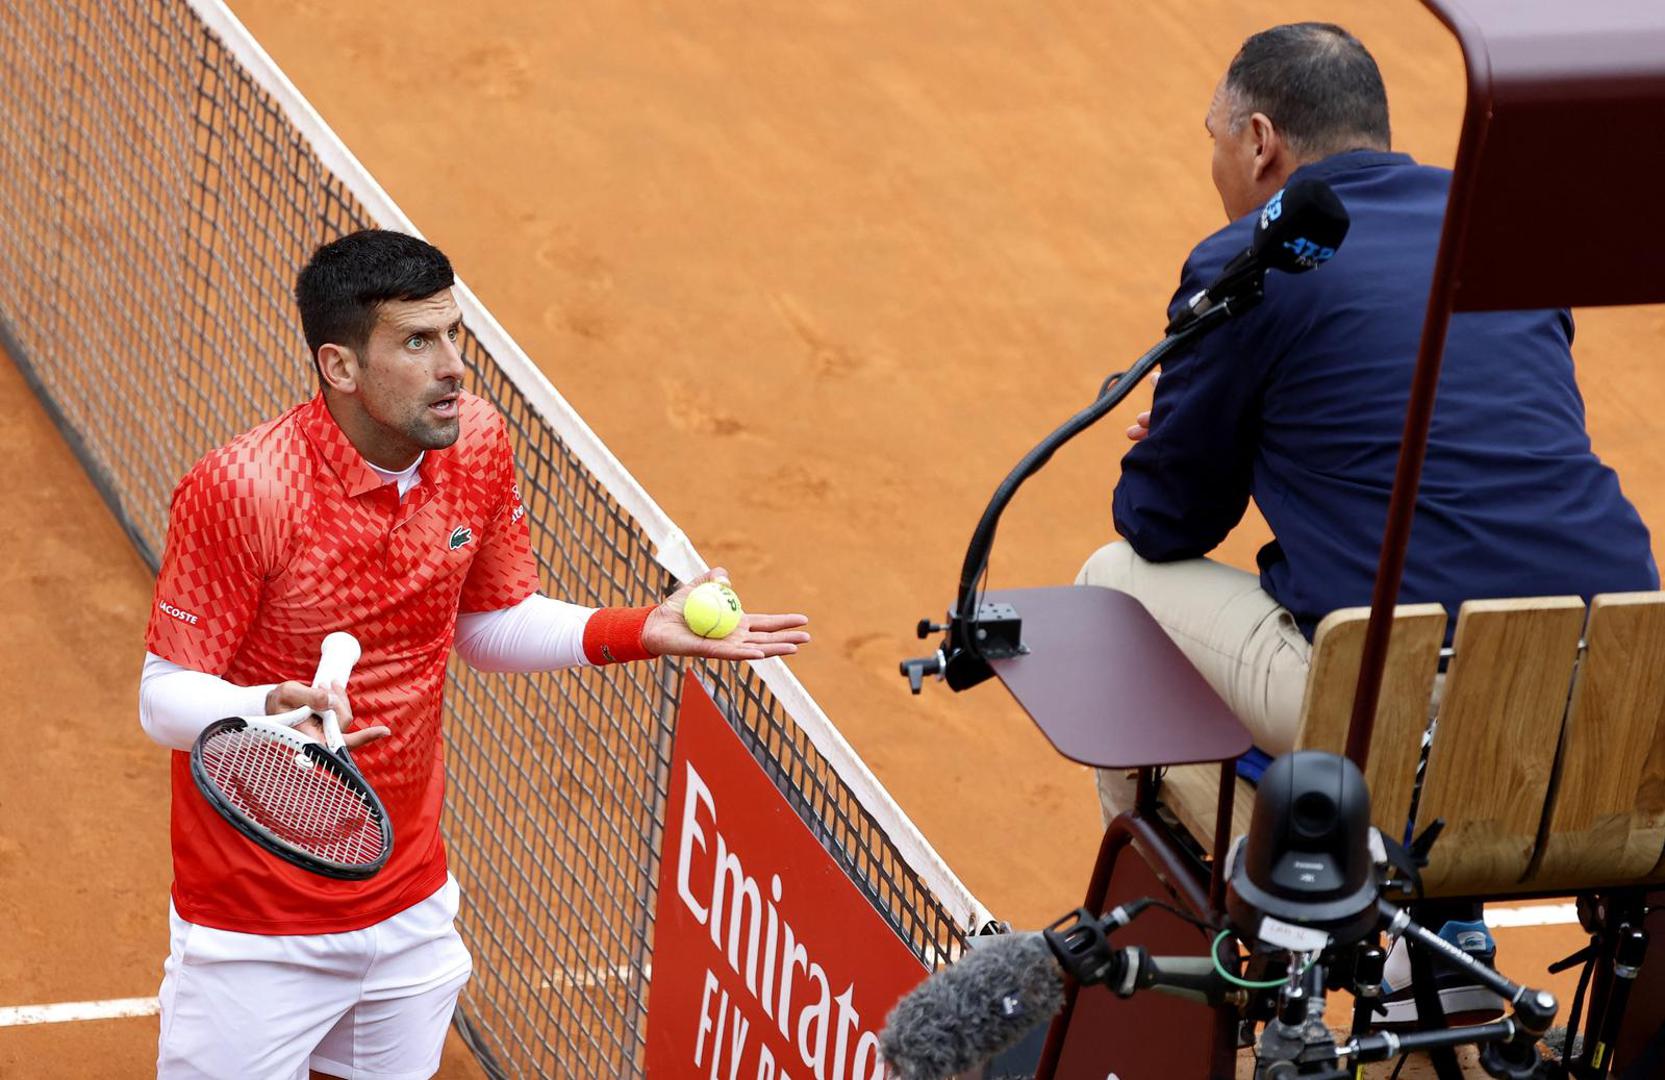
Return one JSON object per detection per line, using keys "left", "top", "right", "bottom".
{"left": 1377, "top": 919, "right": 1506, "bottom": 1026}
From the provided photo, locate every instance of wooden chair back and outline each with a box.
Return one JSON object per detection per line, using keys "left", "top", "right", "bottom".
{"left": 1530, "top": 593, "right": 1665, "bottom": 891}
{"left": 1160, "top": 603, "right": 1445, "bottom": 856}
{"left": 1414, "top": 598, "right": 1586, "bottom": 894}
{"left": 1294, "top": 603, "right": 1445, "bottom": 845}
{"left": 1161, "top": 592, "right": 1665, "bottom": 899}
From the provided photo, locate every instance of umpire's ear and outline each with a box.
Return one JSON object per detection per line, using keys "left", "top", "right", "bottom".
{"left": 1247, "top": 111, "right": 1287, "bottom": 182}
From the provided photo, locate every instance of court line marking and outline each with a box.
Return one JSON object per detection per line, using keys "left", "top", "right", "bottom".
{"left": 538, "top": 962, "right": 651, "bottom": 991}
{"left": 0, "top": 997, "right": 160, "bottom": 1027}
{"left": 1485, "top": 903, "right": 1580, "bottom": 929}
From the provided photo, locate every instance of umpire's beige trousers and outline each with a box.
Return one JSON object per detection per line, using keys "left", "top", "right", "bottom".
{"left": 1076, "top": 541, "right": 1312, "bottom": 824}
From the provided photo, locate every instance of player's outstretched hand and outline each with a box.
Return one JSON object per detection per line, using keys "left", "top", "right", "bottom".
{"left": 264, "top": 680, "right": 391, "bottom": 749}
{"left": 643, "top": 568, "right": 811, "bottom": 662}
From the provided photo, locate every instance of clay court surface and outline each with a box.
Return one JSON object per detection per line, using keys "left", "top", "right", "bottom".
{"left": 4, "top": 0, "right": 1662, "bottom": 1075}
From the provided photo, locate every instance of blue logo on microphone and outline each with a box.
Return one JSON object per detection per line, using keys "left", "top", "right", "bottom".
{"left": 1260, "top": 188, "right": 1285, "bottom": 230}
{"left": 1282, "top": 236, "right": 1337, "bottom": 269}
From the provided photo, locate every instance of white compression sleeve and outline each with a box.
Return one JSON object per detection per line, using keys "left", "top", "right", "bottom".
{"left": 454, "top": 593, "right": 597, "bottom": 673}
{"left": 138, "top": 653, "right": 277, "bottom": 752}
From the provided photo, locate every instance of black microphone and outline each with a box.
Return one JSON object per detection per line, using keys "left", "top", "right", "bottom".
{"left": 1166, "top": 177, "right": 1351, "bottom": 333}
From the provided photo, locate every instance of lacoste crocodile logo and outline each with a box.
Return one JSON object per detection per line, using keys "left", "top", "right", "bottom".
{"left": 448, "top": 526, "right": 473, "bottom": 551}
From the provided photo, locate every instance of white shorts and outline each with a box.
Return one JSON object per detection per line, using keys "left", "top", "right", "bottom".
{"left": 156, "top": 875, "right": 472, "bottom": 1080}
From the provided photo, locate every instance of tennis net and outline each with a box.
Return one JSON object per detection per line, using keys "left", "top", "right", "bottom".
{"left": 0, "top": 3, "right": 989, "bottom": 1076}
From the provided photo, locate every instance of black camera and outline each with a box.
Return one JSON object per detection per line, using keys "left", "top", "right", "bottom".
{"left": 1227, "top": 750, "right": 1381, "bottom": 948}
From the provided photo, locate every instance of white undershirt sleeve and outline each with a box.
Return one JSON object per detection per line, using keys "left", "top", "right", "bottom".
{"left": 139, "top": 653, "right": 278, "bottom": 752}
{"left": 454, "top": 593, "right": 596, "bottom": 673}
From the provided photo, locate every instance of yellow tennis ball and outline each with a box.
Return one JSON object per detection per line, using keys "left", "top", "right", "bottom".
{"left": 684, "top": 581, "right": 744, "bottom": 639}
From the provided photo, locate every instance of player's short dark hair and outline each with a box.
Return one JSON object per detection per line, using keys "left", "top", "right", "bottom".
{"left": 1224, "top": 23, "right": 1391, "bottom": 159}
{"left": 294, "top": 229, "right": 455, "bottom": 362}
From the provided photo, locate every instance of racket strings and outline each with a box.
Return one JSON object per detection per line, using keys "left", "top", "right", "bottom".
{"left": 200, "top": 729, "right": 387, "bottom": 867}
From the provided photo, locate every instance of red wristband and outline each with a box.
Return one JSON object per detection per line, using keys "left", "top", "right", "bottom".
{"left": 583, "top": 605, "right": 656, "bottom": 665}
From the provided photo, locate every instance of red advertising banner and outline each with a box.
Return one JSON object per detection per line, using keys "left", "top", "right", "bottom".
{"left": 644, "top": 679, "right": 929, "bottom": 1080}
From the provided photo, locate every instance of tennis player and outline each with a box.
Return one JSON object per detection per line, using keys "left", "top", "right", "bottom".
{"left": 137, "top": 229, "right": 810, "bottom": 1079}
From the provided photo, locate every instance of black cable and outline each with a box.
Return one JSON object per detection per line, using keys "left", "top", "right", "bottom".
{"left": 1405, "top": 923, "right": 1466, "bottom": 1080}
{"left": 1561, "top": 939, "right": 1597, "bottom": 1069}
{"left": 451, "top": 1008, "right": 512, "bottom": 1080}
{"left": 962, "top": 344, "right": 1123, "bottom": 612}
{"left": 1141, "top": 898, "right": 1222, "bottom": 935}
{"left": 952, "top": 307, "right": 1233, "bottom": 655}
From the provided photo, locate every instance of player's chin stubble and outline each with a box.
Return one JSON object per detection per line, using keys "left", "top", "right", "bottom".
{"left": 403, "top": 409, "right": 460, "bottom": 451}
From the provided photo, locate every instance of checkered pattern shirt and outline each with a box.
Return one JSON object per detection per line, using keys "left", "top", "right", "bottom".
{"left": 147, "top": 391, "right": 538, "bottom": 934}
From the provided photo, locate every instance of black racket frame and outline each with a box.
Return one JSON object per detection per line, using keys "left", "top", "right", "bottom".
{"left": 189, "top": 715, "right": 394, "bottom": 880}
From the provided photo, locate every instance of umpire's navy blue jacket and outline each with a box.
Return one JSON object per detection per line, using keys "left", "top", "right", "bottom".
{"left": 1113, "top": 150, "right": 1656, "bottom": 638}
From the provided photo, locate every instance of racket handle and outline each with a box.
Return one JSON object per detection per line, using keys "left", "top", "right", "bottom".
{"left": 311, "top": 632, "right": 362, "bottom": 752}
{"left": 313, "top": 632, "right": 361, "bottom": 689}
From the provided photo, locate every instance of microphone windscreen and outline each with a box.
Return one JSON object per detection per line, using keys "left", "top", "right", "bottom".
{"left": 880, "top": 932, "right": 1065, "bottom": 1080}
{"left": 1252, "top": 178, "right": 1350, "bottom": 274}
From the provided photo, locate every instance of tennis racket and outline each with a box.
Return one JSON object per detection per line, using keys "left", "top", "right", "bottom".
{"left": 189, "top": 632, "right": 393, "bottom": 880}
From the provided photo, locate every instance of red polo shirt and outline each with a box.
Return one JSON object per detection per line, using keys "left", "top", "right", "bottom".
{"left": 146, "top": 392, "right": 539, "bottom": 934}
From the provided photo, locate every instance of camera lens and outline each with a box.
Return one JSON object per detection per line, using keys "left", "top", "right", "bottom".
{"left": 1292, "top": 791, "right": 1335, "bottom": 838}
